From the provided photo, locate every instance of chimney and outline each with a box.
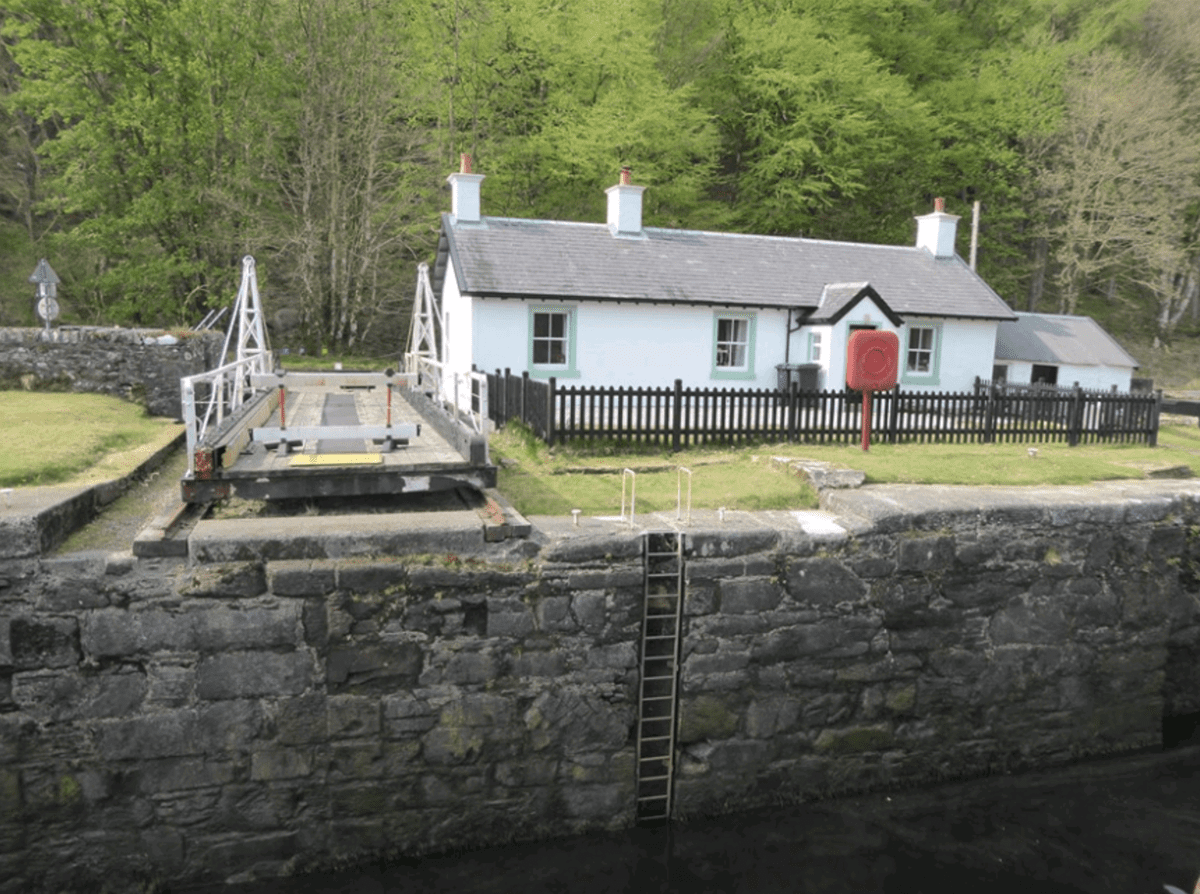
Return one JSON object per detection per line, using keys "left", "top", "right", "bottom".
{"left": 605, "top": 166, "right": 645, "bottom": 236}
{"left": 915, "top": 196, "right": 960, "bottom": 258}
{"left": 447, "top": 153, "right": 485, "bottom": 224}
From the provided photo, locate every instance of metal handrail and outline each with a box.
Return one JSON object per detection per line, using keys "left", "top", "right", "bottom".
{"left": 181, "top": 351, "right": 274, "bottom": 474}
{"left": 404, "top": 352, "right": 489, "bottom": 436}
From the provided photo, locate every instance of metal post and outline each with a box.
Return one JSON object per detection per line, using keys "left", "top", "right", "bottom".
{"left": 672, "top": 379, "right": 683, "bottom": 453}
{"left": 622, "top": 469, "right": 636, "bottom": 529}
{"left": 182, "top": 378, "right": 197, "bottom": 474}
{"left": 861, "top": 389, "right": 872, "bottom": 452}
{"left": 676, "top": 467, "right": 692, "bottom": 523}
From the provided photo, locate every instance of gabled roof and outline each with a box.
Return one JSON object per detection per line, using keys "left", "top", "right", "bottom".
{"left": 806, "top": 283, "right": 905, "bottom": 327}
{"left": 435, "top": 214, "right": 1017, "bottom": 321}
{"left": 995, "top": 313, "right": 1139, "bottom": 369}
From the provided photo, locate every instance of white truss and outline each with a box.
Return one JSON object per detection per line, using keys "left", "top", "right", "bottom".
{"left": 406, "top": 261, "right": 442, "bottom": 369}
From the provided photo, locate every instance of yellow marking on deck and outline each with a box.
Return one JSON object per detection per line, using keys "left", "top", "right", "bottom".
{"left": 290, "top": 453, "right": 382, "bottom": 467}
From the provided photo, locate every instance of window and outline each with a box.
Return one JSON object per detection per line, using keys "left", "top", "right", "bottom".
{"left": 527, "top": 306, "right": 579, "bottom": 379}
{"left": 907, "top": 327, "right": 935, "bottom": 373}
{"left": 900, "top": 322, "right": 942, "bottom": 386}
{"left": 1031, "top": 364, "right": 1058, "bottom": 385}
{"left": 711, "top": 313, "right": 756, "bottom": 380}
{"left": 808, "top": 332, "right": 822, "bottom": 362}
{"left": 532, "top": 311, "right": 567, "bottom": 365}
{"left": 716, "top": 318, "right": 748, "bottom": 368}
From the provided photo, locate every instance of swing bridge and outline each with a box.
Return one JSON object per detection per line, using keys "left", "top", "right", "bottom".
{"left": 179, "top": 257, "right": 496, "bottom": 505}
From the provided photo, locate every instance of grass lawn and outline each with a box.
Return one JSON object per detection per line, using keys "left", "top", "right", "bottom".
{"left": 492, "top": 420, "right": 1200, "bottom": 516}
{"left": 0, "top": 391, "right": 183, "bottom": 488}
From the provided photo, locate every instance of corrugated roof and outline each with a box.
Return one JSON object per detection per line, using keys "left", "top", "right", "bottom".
{"left": 437, "top": 214, "right": 1018, "bottom": 321}
{"left": 994, "top": 313, "right": 1139, "bottom": 368}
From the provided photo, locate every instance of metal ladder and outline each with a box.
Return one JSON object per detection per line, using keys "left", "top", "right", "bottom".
{"left": 635, "top": 531, "right": 685, "bottom": 824}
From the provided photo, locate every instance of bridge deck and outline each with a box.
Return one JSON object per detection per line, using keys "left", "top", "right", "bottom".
{"left": 181, "top": 379, "right": 495, "bottom": 503}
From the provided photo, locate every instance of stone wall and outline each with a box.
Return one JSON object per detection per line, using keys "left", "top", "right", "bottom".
{"left": 2, "top": 485, "right": 1200, "bottom": 891}
{"left": 0, "top": 326, "right": 222, "bottom": 418}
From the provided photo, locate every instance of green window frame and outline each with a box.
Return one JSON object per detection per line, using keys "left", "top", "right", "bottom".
{"left": 711, "top": 312, "right": 756, "bottom": 380}
{"left": 527, "top": 305, "right": 580, "bottom": 379}
{"left": 901, "top": 322, "right": 942, "bottom": 386}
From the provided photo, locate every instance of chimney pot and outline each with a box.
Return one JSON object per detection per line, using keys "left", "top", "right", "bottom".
{"left": 460, "top": 153, "right": 472, "bottom": 175}
{"left": 620, "top": 166, "right": 632, "bottom": 186}
{"left": 934, "top": 197, "right": 945, "bottom": 213}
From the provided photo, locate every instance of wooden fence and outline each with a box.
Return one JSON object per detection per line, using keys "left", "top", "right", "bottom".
{"left": 484, "top": 369, "right": 1162, "bottom": 450}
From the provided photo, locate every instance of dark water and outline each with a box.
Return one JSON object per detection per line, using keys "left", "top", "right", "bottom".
{"left": 181, "top": 745, "right": 1200, "bottom": 894}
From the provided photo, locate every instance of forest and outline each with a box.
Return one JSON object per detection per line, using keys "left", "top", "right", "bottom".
{"left": 1, "top": 0, "right": 1197, "bottom": 362}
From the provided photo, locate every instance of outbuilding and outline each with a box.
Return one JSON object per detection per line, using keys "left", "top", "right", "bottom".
{"left": 992, "top": 312, "right": 1139, "bottom": 392}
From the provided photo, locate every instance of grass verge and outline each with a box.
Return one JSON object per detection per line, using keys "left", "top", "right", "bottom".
{"left": 0, "top": 391, "right": 183, "bottom": 487}
{"left": 491, "top": 420, "right": 1200, "bottom": 516}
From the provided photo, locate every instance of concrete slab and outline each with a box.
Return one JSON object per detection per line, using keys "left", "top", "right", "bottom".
{"left": 821, "top": 479, "right": 1200, "bottom": 532}
{"left": 188, "top": 510, "right": 515, "bottom": 563}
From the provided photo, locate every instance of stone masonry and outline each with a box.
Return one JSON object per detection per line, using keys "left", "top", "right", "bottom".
{"left": 0, "top": 326, "right": 222, "bottom": 418}
{"left": 2, "top": 482, "right": 1200, "bottom": 891}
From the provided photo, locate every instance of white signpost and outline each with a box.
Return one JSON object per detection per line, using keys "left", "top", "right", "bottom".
{"left": 29, "top": 258, "right": 60, "bottom": 335}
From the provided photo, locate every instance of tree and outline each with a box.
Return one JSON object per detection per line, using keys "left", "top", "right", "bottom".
{"left": 264, "top": 0, "right": 439, "bottom": 356}
{"left": 1035, "top": 49, "right": 1200, "bottom": 337}
{"left": 2, "top": 0, "right": 279, "bottom": 325}
{"left": 700, "top": 1, "right": 937, "bottom": 244}
{"left": 408, "top": 0, "right": 720, "bottom": 229}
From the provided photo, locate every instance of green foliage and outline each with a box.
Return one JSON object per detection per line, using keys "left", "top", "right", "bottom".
{"left": 2, "top": 0, "right": 1199, "bottom": 356}
{"left": 3, "top": 0, "right": 278, "bottom": 325}
{"left": 705, "top": 1, "right": 938, "bottom": 242}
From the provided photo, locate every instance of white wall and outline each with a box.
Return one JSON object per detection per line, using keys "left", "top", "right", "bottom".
{"left": 801, "top": 311, "right": 998, "bottom": 394}
{"left": 903, "top": 318, "right": 999, "bottom": 394}
{"left": 999, "top": 360, "right": 1134, "bottom": 392}
{"left": 460, "top": 290, "right": 1003, "bottom": 394}
{"left": 440, "top": 259, "right": 473, "bottom": 379}
{"left": 470, "top": 298, "right": 795, "bottom": 390}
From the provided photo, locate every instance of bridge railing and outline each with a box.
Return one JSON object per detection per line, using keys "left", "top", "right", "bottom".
{"left": 180, "top": 351, "right": 275, "bottom": 475}
{"left": 404, "top": 353, "right": 489, "bottom": 436}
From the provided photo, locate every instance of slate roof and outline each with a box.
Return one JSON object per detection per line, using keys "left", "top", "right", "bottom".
{"left": 995, "top": 313, "right": 1139, "bottom": 368}
{"left": 435, "top": 214, "right": 1018, "bottom": 321}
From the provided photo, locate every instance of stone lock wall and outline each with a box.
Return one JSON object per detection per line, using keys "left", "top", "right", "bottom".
{"left": 0, "top": 549, "right": 647, "bottom": 893}
{"left": 671, "top": 509, "right": 1200, "bottom": 817}
{"left": 2, "top": 487, "right": 1200, "bottom": 891}
{"left": 0, "top": 326, "right": 222, "bottom": 418}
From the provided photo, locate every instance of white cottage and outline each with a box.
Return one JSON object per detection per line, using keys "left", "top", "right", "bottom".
{"left": 433, "top": 160, "right": 1017, "bottom": 394}
{"left": 993, "top": 312, "right": 1139, "bottom": 392}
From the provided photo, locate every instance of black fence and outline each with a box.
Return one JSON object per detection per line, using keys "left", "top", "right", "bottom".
{"left": 484, "top": 369, "right": 1162, "bottom": 450}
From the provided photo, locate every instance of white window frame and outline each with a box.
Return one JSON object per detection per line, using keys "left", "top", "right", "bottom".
{"left": 712, "top": 312, "right": 756, "bottom": 380}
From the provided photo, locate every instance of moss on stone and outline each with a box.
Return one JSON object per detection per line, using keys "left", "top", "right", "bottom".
{"left": 57, "top": 774, "right": 82, "bottom": 805}
{"left": 814, "top": 723, "right": 893, "bottom": 754}
{"left": 885, "top": 685, "right": 916, "bottom": 713}
{"left": 677, "top": 695, "right": 739, "bottom": 744}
